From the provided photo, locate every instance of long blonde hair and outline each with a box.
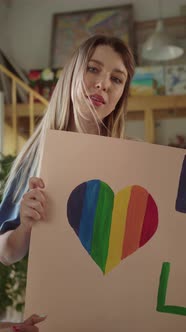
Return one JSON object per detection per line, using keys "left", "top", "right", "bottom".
{"left": 4, "top": 34, "right": 135, "bottom": 200}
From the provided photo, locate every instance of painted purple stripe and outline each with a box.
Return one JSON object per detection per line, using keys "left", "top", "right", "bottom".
{"left": 67, "top": 182, "right": 87, "bottom": 235}
{"left": 176, "top": 155, "right": 186, "bottom": 213}
{"left": 79, "top": 180, "right": 100, "bottom": 253}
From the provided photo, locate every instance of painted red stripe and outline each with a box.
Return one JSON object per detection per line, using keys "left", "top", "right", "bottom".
{"left": 139, "top": 194, "right": 158, "bottom": 247}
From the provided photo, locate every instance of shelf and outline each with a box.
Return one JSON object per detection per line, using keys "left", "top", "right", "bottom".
{"left": 127, "top": 95, "right": 186, "bottom": 111}
{"left": 127, "top": 95, "right": 186, "bottom": 142}
{"left": 4, "top": 95, "right": 186, "bottom": 143}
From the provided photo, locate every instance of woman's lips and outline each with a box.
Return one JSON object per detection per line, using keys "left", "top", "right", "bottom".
{"left": 89, "top": 94, "right": 105, "bottom": 107}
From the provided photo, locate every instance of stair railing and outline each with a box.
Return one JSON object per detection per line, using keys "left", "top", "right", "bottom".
{"left": 0, "top": 64, "right": 48, "bottom": 155}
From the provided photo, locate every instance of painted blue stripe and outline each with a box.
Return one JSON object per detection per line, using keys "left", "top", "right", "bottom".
{"left": 79, "top": 180, "right": 100, "bottom": 253}
{"left": 176, "top": 155, "right": 186, "bottom": 213}
{"left": 67, "top": 182, "right": 87, "bottom": 235}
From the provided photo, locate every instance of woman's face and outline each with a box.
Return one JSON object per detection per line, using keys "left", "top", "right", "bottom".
{"left": 83, "top": 45, "right": 128, "bottom": 120}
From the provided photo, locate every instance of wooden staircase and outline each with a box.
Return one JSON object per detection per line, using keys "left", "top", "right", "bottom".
{"left": 0, "top": 64, "right": 48, "bottom": 155}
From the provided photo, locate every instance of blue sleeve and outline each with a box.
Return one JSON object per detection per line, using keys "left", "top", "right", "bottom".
{"left": 0, "top": 181, "right": 21, "bottom": 234}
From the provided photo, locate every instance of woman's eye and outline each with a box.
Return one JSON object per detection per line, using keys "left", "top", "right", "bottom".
{"left": 112, "top": 76, "right": 122, "bottom": 84}
{"left": 87, "top": 66, "right": 98, "bottom": 73}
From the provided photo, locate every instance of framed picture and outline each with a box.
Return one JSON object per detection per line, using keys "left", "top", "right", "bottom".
{"left": 135, "top": 16, "right": 186, "bottom": 65}
{"left": 50, "top": 4, "right": 134, "bottom": 68}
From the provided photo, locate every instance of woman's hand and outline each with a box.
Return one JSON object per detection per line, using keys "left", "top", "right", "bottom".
{"left": 11, "top": 314, "right": 47, "bottom": 332}
{"left": 20, "top": 177, "right": 47, "bottom": 230}
{"left": 0, "top": 177, "right": 47, "bottom": 265}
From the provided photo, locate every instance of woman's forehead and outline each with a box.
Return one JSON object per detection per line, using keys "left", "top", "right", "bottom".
{"left": 89, "top": 45, "right": 127, "bottom": 74}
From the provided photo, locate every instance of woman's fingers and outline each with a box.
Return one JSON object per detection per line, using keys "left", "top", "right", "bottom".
{"left": 21, "top": 206, "right": 41, "bottom": 221}
{"left": 20, "top": 177, "right": 47, "bottom": 227}
{"left": 26, "top": 188, "right": 46, "bottom": 203}
{"left": 26, "top": 200, "right": 45, "bottom": 219}
{"left": 21, "top": 191, "right": 46, "bottom": 220}
{"left": 23, "top": 189, "right": 46, "bottom": 210}
{"left": 11, "top": 314, "right": 47, "bottom": 331}
{"left": 29, "top": 177, "right": 45, "bottom": 190}
{"left": 24, "top": 314, "right": 47, "bottom": 325}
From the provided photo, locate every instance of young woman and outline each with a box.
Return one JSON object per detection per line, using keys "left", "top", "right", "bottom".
{"left": 0, "top": 34, "right": 135, "bottom": 265}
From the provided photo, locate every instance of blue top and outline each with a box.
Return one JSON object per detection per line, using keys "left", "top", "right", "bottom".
{"left": 0, "top": 177, "right": 23, "bottom": 234}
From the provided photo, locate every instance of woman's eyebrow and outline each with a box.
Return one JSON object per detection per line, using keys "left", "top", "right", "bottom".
{"left": 89, "top": 59, "right": 127, "bottom": 77}
{"left": 114, "top": 69, "right": 128, "bottom": 78}
{"left": 89, "top": 59, "right": 103, "bottom": 66}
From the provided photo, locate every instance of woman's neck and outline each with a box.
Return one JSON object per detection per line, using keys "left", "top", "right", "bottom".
{"left": 68, "top": 113, "right": 100, "bottom": 135}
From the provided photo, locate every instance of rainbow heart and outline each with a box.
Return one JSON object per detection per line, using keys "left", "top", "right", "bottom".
{"left": 67, "top": 180, "right": 158, "bottom": 274}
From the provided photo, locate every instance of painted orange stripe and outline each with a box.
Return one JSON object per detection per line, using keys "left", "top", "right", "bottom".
{"left": 122, "top": 186, "right": 148, "bottom": 259}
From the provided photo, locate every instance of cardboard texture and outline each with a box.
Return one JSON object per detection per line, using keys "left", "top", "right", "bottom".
{"left": 25, "top": 130, "right": 186, "bottom": 331}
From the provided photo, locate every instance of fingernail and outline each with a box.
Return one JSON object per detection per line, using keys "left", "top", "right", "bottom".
{"left": 39, "top": 313, "right": 47, "bottom": 317}
{"left": 12, "top": 327, "right": 20, "bottom": 332}
{"left": 40, "top": 180, "right": 44, "bottom": 188}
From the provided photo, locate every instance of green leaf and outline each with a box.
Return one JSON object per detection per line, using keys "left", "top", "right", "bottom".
{"left": 0, "top": 154, "right": 28, "bottom": 314}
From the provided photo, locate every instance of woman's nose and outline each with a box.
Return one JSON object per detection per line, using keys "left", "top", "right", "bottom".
{"left": 95, "top": 76, "right": 110, "bottom": 91}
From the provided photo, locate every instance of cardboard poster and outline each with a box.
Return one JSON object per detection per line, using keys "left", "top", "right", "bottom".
{"left": 25, "top": 130, "right": 186, "bottom": 332}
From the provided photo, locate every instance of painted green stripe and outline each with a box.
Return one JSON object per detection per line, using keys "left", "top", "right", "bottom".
{"left": 157, "top": 262, "right": 170, "bottom": 308}
{"left": 90, "top": 181, "right": 114, "bottom": 273}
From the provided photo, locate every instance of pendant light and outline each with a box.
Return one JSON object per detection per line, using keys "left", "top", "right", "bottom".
{"left": 141, "top": 0, "right": 184, "bottom": 61}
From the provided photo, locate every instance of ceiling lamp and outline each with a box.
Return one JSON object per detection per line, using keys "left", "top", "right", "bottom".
{"left": 141, "top": 1, "right": 184, "bottom": 61}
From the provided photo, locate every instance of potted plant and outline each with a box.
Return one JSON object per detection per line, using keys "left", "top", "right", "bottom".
{"left": 0, "top": 154, "right": 28, "bottom": 318}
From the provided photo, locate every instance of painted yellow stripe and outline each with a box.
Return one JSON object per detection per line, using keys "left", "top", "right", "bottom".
{"left": 105, "top": 186, "right": 132, "bottom": 274}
